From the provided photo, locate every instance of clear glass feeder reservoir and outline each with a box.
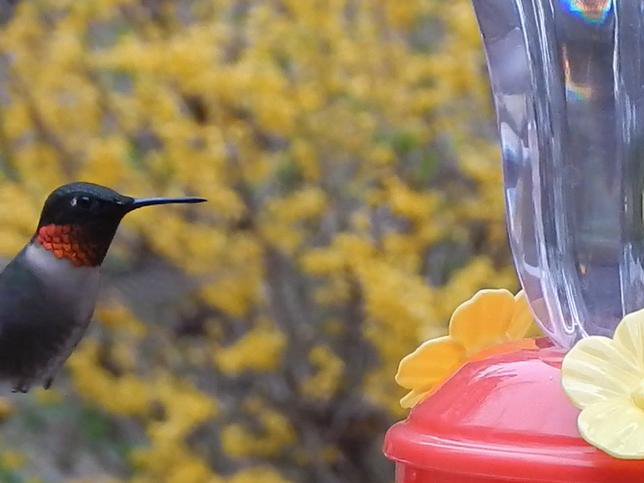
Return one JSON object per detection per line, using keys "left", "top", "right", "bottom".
{"left": 473, "top": 0, "right": 644, "bottom": 348}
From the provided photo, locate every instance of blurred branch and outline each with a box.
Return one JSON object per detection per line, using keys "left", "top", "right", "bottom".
{"left": 0, "top": 0, "right": 18, "bottom": 25}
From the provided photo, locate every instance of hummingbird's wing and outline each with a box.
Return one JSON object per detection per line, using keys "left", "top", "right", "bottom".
{"left": 0, "top": 249, "right": 84, "bottom": 391}
{"left": 40, "top": 312, "right": 95, "bottom": 390}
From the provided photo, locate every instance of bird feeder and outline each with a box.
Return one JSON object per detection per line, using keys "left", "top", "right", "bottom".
{"left": 384, "top": 1, "right": 644, "bottom": 481}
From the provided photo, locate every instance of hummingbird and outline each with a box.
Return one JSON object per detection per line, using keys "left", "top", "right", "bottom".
{"left": 0, "top": 182, "right": 206, "bottom": 393}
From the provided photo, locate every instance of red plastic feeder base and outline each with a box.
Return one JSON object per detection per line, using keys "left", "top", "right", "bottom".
{"left": 384, "top": 341, "right": 644, "bottom": 482}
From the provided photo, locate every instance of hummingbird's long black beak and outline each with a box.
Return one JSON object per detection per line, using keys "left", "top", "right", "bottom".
{"left": 127, "top": 197, "right": 207, "bottom": 211}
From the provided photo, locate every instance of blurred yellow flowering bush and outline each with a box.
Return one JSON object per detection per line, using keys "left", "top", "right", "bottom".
{"left": 0, "top": 0, "right": 516, "bottom": 481}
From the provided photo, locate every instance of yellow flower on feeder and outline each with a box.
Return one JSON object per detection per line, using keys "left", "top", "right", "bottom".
{"left": 562, "top": 308, "right": 644, "bottom": 459}
{"left": 396, "top": 289, "right": 540, "bottom": 408}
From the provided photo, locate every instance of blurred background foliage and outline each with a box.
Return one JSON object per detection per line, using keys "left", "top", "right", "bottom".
{"left": 0, "top": 0, "right": 516, "bottom": 481}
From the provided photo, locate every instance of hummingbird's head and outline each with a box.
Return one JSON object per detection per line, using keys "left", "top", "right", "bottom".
{"left": 34, "top": 182, "right": 206, "bottom": 267}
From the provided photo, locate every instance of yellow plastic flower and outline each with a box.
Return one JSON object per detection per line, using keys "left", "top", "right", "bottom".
{"left": 562, "top": 308, "right": 644, "bottom": 459}
{"left": 396, "top": 289, "right": 539, "bottom": 408}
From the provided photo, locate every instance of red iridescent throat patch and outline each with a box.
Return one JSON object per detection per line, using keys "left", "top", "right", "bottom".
{"left": 36, "top": 224, "right": 99, "bottom": 267}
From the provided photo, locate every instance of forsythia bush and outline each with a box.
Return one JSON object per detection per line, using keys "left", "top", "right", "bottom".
{"left": 0, "top": 1, "right": 516, "bottom": 481}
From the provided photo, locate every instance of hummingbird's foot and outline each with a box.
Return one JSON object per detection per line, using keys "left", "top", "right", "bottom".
{"left": 43, "top": 377, "right": 54, "bottom": 390}
{"left": 11, "top": 382, "right": 29, "bottom": 393}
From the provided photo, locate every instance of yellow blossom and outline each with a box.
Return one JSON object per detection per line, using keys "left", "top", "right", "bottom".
{"left": 221, "top": 399, "right": 296, "bottom": 459}
{"left": 213, "top": 323, "right": 286, "bottom": 375}
{"left": 300, "top": 345, "right": 345, "bottom": 400}
{"left": 95, "top": 303, "right": 147, "bottom": 339}
{"left": 0, "top": 398, "right": 14, "bottom": 422}
{"left": 227, "top": 467, "right": 290, "bottom": 483}
{"left": 0, "top": 450, "right": 25, "bottom": 471}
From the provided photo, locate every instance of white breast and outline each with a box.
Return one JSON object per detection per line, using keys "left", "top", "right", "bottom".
{"left": 24, "top": 243, "right": 100, "bottom": 323}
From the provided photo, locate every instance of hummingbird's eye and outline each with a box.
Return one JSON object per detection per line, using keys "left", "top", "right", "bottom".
{"left": 71, "top": 196, "right": 92, "bottom": 209}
